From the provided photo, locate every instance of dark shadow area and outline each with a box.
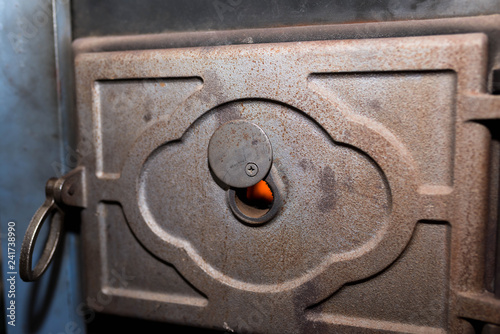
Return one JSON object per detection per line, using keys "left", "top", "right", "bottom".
{"left": 478, "top": 120, "right": 500, "bottom": 297}
{"left": 87, "top": 313, "right": 225, "bottom": 334}
{"left": 492, "top": 69, "right": 500, "bottom": 95}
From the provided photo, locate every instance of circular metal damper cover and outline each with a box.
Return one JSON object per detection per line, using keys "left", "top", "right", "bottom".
{"left": 208, "top": 120, "right": 273, "bottom": 188}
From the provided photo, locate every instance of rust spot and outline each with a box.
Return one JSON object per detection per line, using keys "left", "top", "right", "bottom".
{"left": 159, "top": 82, "right": 166, "bottom": 87}
{"left": 318, "top": 166, "right": 336, "bottom": 213}
{"left": 215, "top": 104, "right": 241, "bottom": 125}
{"left": 368, "top": 99, "right": 382, "bottom": 111}
{"left": 143, "top": 112, "right": 152, "bottom": 122}
{"left": 299, "top": 158, "right": 314, "bottom": 172}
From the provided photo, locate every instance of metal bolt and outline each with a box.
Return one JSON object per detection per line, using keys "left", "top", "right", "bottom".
{"left": 245, "top": 163, "right": 258, "bottom": 177}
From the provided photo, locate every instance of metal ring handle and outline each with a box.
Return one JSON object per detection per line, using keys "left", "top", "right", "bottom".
{"left": 20, "top": 195, "right": 64, "bottom": 282}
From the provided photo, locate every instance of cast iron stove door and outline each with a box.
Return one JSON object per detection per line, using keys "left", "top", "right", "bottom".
{"left": 73, "top": 33, "right": 500, "bottom": 333}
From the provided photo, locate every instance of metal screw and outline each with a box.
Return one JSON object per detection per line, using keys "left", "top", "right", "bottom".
{"left": 245, "top": 163, "right": 258, "bottom": 177}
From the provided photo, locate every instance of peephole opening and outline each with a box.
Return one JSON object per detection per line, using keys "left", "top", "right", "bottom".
{"left": 234, "top": 180, "right": 274, "bottom": 219}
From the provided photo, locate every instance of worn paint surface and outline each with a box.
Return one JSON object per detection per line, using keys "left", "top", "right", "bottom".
{"left": 74, "top": 29, "right": 500, "bottom": 333}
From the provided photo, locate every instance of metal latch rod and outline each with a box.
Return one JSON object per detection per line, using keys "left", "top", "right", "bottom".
{"left": 19, "top": 167, "right": 86, "bottom": 282}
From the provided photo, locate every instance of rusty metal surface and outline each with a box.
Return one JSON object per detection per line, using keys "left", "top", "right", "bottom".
{"left": 73, "top": 29, "right": 500, "bottom": 333}
{"left": 72, "top": 15, "right": 500, "bottom": 91}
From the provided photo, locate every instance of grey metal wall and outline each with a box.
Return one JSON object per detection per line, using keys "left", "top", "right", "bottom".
{"left": 0, "top": 0, "right": 84, "bottom": 333}
{"left": 72, "top": 0, "right": 500, "bottom": 38}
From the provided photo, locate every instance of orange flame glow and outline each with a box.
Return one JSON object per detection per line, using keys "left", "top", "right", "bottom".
{"left": 246, "top": 180, "right": 274, "bottom": 204}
